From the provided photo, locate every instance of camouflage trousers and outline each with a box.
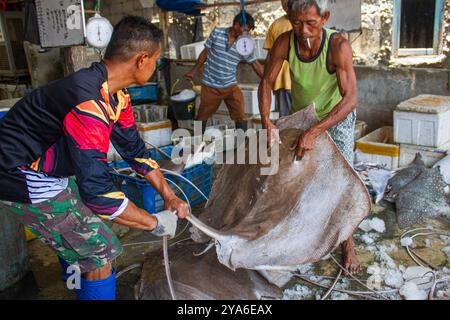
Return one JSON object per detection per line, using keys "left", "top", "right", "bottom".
{"left": 327, "top": 111, "right": 356, "bottom": 166}
{"left": 0, "top": 179, "right": 123, "bottom": 273}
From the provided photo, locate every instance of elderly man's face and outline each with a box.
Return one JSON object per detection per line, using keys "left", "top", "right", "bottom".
{"left": 289, "top": 5, "right": 329, "bottom": 41}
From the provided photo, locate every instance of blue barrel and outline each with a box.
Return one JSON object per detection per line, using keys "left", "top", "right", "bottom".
{"left": 0, "top": 207, "right": 29, "bottom": 291}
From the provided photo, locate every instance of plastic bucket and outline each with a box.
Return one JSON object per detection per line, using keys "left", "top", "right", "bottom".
{"left": 169, "top": 79, "right": 197, "bottom": 120}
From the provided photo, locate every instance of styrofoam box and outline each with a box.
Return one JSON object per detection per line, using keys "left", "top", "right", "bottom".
{"left": 138, "top": 120, "right": 172, "bottom": 148}
{"left": 218, "top": 83, "right": 275, "bottom": 115}
{"left": 399, "top": 142, "right": 450, "bottom": 168}
{"left": 393, "top": 95, "right": 450, "bottom": 148}
{"left": 180, "top": 41, "right": 206, "bottom": 60}
{"left": 354, "top": 120, "right": 368, "bottom": 141}
{"left": 355, "top": 126, "right": 400, "bottom": 170}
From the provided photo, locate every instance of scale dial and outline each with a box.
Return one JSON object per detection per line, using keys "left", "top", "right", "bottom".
{"left": 85, "top": 13, "right": 113, "bottom": 49}
{"left": 236, "top": 33, "right": 255, "bottom": 57}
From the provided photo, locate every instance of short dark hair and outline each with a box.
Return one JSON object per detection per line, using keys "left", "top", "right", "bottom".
{"left": 233, "top": 11, "right": 255, "bottom": 29}
{"left": 104, "top": 16, "right": 163, "bottom": 61}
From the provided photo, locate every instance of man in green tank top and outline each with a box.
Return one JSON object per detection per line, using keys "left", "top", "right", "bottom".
{"left": 258, "top": 0, "right": 361, "bottom": 274}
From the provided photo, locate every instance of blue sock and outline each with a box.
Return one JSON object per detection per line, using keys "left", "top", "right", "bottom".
{"left": 75, "top": 269, "right": 116, "bottom": 300}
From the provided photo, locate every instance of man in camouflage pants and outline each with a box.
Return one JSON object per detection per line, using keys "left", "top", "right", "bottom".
{"left": 0, "top": 17, "right": 188, "bottom": 299}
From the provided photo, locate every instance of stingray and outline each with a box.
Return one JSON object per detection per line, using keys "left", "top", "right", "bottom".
{"left": 135, "top": 241, "right": 282, "bottom": 300}
{"left": 385, "top": 153, "right": 450, "bottom": 229}
{"left": 187, "top": 105, "right": 371, "bottom": 271}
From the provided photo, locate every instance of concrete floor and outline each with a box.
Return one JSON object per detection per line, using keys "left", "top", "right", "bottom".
{"left": 2, "top": 199, "right": 448, "bottom": 300}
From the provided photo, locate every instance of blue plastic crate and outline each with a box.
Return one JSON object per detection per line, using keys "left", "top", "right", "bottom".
{"left": 109, "top": 146, "right": 212, "bottom": 213}
{"left": 127, "top": 83, "right": 158, "bottom": 104}
{"left": 0, "top": 108, "right": 10, "bottom": 119}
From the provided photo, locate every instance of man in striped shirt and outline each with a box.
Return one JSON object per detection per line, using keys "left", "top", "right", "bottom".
{"left": 185, "top": 11, "right": 264, "bottom": 131}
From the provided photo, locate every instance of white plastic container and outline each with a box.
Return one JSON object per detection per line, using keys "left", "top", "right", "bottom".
{"left": 433, "top": 154, "right": 450, "bottom": 184}
{"left": 138, "top": 120, "right": 172, "bottom": 147}
{"left": 177, "top": 119, "right": 213, "bottom": 131}
{"left": 211, "top": 112, "right": 235, "bottom": 127}
{"left": 254, "top": 38, "right": 268, "bottom": 60}
{"left": 177, "top": 120, "right": 194, "bottom": 131}
{"left": 393, "top": 95, "right": 450, "bottom": 148}
{"left": 132, "top": 105, "right": 146, "bottom": 123}
{"left": 249, "top": 112, "right": 280, "bottom": 130}
{"left": 355, "top": 126, "right": 400, "bottom": 170}
{"left": 218, "top": 83, "right": 275, "bottom": 115}
{"left": 399, "top": 142, "right": 450, "bottom": 168}
{"left": 180, "top": 41, "right": 206, "bottom": 60}
{"left": 142, "top": 104, "right": 168, "bottom": 122}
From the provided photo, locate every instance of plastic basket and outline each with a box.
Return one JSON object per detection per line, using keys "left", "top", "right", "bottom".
{"left": 109, "top": 146, "right": 212, "bottom": 213}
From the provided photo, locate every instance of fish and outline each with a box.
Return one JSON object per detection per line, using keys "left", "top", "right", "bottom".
{"left": 189, "top": 105, "right": 371, "bottom": 272}
{"left": 135, "top": 240, "right": 282, "bottom": 300}
{"left": 386, "top": 153, "right": 450, "bottom": 228}
{"left": 385, "top": 153, "right": 427, "bottom": 203}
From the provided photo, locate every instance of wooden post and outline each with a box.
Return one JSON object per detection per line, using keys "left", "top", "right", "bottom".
{"left": 159, "top": 9, "right": 170, "bottom": 57}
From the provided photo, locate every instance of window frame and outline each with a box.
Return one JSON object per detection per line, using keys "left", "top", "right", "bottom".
{"left": 392, "top": 0, "right": 444, "bottom": 57}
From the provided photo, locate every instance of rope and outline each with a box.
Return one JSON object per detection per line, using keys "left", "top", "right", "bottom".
{"left": 240, "top": 0, "right": 247, "bottom": 28}
{"left": 329, "top": 255, "right": 390, "bottom": 300}
{"left": 400, "top": 230, "right": 450, "bottom": 269}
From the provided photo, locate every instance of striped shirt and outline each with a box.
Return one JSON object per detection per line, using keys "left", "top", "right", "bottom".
{"left": 203, "top": 28, "right": 257, "bottom": 89}
{"left": 19, "top": 169, "right": 129, "bottom": 219}
{"left": 20, "top": 169, "right": 68, "bottom": 204}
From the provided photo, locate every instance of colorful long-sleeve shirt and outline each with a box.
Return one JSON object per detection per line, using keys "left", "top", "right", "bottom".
{"left": 0, "top": 62, "right": 159, "bottom": 219}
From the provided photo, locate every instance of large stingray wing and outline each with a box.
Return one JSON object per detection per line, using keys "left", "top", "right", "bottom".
{"left": 197, "top": 106, "right": 371, "bottom": 270}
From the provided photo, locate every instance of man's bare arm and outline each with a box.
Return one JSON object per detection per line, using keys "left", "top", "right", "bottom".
{"left": 185, "top": 48, "right": 208, "bottom": 80}
{"left": 251, "top": 60, "right": 265, "bottom": 79}
{"left": 258, "top": 32, "right": 290, "bottom": 144}
{"left": 258, "top": 32, "right": 290, "bottom": 124}
{"left": 113, "top": 168, "right": 189, "bottom": 230}
{"left": 113, "top": 201, "right": 157, "bottom": 231}
{"left": 144, "top": 169, "right": 189, "bottom": 218}
{"left": 306, "top": 36, "right": 357, "bottom": 137}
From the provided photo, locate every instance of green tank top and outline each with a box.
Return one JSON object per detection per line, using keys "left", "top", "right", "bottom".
{"left": 289, "top": 28, "right": 342, "bottom": 119}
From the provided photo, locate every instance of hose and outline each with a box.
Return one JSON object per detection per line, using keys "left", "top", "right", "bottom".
{"left": 162, "top": 177, "right": 198, "bottom": 301}
{"left": 143, "top": 141, "right": 172, "bottom": 159}
{"left": 160, "top": 168, "right": 210, "bottom": 202}
{"left": 163, "top": 235, "right": 177, "bottom": 300}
